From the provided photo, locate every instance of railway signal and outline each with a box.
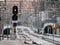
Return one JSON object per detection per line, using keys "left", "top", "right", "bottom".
{"left": 12, "top": 6, "right": 18, "bottom": 34}
{"left": 12, "top": 6, "right": 18, "bottom": 27}
{"left": 12, "top": 6, "right": 18, "bottom": 22}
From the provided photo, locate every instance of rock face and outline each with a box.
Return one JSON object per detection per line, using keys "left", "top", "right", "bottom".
{"left": 0, "top": 0, "right": 35, "bottom": 32}
{"left": 0, "top": 0, "right": 60, "bottom": 32}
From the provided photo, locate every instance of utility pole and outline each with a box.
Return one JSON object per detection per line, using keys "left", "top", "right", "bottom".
{"left": 0, "top": 2, "right": 1, "bottom": 40}
{"left": 5, "top": 0, "right": 6, "bottom": 10}
{"left": 18, "top": 0, "right": 22, "bottom": 24}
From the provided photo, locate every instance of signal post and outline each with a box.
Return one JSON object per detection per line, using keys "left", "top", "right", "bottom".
{"left": 11, "top": 6, "right": 18, "bottom": 39}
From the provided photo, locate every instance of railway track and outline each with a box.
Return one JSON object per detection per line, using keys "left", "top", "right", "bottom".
{"left": 17, "top": 28, "right": 60, "bottom": 45}
{"left": 28, "top": 33, "right": 60, "bottom": 45}
{"left": 54, "top": 35, "right": 60, "bottom": 38}
{"left": 42, "top": 37, "right": 60, "bottom": 45}
{"left": 44, "top": 34, "right": 60, "bottom": 38}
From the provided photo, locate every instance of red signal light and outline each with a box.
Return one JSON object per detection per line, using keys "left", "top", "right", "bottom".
{"left": 14, "top": 9, "right": 16, "bottom": 11}
{"left": 13, "top": 6, "right": 18, "bottom": 14}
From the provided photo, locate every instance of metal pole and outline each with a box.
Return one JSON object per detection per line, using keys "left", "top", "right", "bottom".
{"left": 0, "top": 2, "right": 1, "bottom": 40}
{"left": 53, "top": 29, "right": 54, "bottom": 45}
{"left": 19, "top": 0, "right": 22, "bottom": 24}
{"left": 5, "top": 0, "right": 6, "bottom": 10}
{"left": 53, "top": 1, "right": 55, "bottom": 45}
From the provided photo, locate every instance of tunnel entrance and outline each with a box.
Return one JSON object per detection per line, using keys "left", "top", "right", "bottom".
{"left": 44, "top": 25, "right": 53, "bottom": 34}
{"left": 3, "top": 28, "right": 10, "bottom": 35}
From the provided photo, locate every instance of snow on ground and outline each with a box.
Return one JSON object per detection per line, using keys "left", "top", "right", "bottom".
{"left": 43, "top": 35, "right": 60, "bottom": 42}
{"left": 23, "top": 30, "right": 56, "bottom": 45}
{"left": 0, "top": 40, "right": 20, "bottom": 45}
{"left": 16, "top": 26, "right": 60, "bottom": 45}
